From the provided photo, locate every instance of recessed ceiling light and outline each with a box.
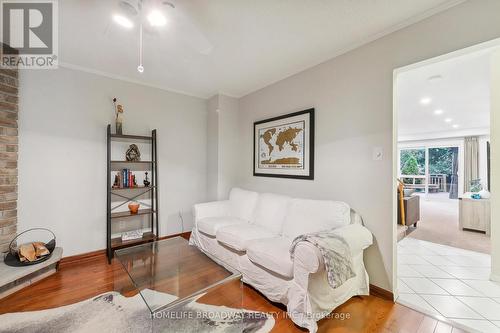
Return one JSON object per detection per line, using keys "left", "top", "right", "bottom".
{"left": 452, "top": 124, "right": 460, "bottom": 129}
{"left": 148, "top": 10, "right": 167, "bottom": 27}
{"left": 420, "top": 97, "right": 432, "bottom": 105}
{"left": 434, "top": 109, "right": 444, "bottom": 115}
{"left": 444, "top": 118, "right": 453, "bottom": 123}
{"left": 113, "top": 14, "right": 134, "bottom": 28}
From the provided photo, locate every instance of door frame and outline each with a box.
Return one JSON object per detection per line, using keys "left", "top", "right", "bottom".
{"left": 392, "top": 38, "right": 500, "bottom": 299}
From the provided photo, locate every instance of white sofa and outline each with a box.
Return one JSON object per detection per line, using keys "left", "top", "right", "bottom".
{"left": 189, "top": 188, "right": 373, "bottom": 332}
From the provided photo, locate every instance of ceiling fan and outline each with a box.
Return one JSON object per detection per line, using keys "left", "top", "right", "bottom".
{"left": 112, "top": 0, "right": 213, "bottom": 73}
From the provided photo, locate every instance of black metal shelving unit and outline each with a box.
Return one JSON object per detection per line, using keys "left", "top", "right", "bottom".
{"left": 106, "top": 124, "right": 159, "bottom": 263}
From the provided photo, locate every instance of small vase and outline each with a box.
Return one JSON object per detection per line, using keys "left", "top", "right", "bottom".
{"left": 116, "top": 121, "right": 123, "bottom": 135}
{"left": 128, "top": 202, "right": 140, "bottom": 214}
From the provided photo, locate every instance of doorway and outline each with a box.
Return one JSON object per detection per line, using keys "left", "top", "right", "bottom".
{"left": 393, "top": 41, "right": 500, "bottom": 333}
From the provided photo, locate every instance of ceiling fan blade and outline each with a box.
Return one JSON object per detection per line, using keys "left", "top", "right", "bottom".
{"left": 113, "top": 0, "right": 214, "bottom": 55}
{"left": 118, "top": 0, "right": 140, "bottom": 17}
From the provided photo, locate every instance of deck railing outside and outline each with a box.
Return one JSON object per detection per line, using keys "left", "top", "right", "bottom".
{"left": 399, "top": 174, "right": 447, "bottom": 192}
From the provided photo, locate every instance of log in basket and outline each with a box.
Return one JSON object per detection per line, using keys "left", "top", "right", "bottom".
{"left": 4, "top": 228, "right": 56, "bottom": 267}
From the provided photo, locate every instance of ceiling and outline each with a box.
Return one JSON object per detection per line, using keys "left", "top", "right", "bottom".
{"left": 59, "top": 0, "right": 464, "bottom": 98}
{"left": 397, "top": 48, "right": 494, "bottom": 141}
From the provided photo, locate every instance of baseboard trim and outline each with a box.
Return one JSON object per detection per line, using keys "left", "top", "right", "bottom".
{"left": 491, "top": 272, "right": 500, "bottom": 282}
{"left": 158, "top": 231, "right": 191, "bottom": 241}
{"left": 369, "top": 284, "right": 394, "bottom": 301}
{"left": 59, "top": 232, "right": 192, "bottom": 266}
{"left": 60, "top": 249, "right": 106, "bottom": 267}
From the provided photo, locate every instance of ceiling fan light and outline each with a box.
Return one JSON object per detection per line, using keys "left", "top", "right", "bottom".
{"left": 113, "top": 14, "right": 134, "bottom": 29}
{"left": 148, "top": 10, "right": 167, "bottom": 27}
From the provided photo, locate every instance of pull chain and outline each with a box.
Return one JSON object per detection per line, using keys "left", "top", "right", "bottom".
{"left": 137, "top": 23, "right": 144, "bottom": 73}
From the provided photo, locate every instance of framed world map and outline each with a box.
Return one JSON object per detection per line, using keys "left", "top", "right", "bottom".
{"left": 253, "top": 108, "right": 314, "bottom": 179}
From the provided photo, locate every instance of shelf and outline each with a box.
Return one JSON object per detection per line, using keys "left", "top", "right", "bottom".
{"left": 111, "top": 209, "right": 155, "bottom": 219}
{"left": 107, "top": 125, "right": 158, "bottom": 263}
{"left": 111, "top": 134, "right": 152, "bottom": 141}
{"left": 110, "top": 161, "right": 154, "bottom": 171}
{"left": 111, "top": 161, "right": 154, "bottom": 164}
{"left": 111, "top": 186, "right": 155, "bottom": 191}
{"left": 111, "top": 232, "right": 156, "bottom": 250}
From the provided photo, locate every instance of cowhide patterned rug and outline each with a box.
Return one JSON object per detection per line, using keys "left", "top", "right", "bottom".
{"left": 0, "top": 290, "right": 275, "bottom": 333}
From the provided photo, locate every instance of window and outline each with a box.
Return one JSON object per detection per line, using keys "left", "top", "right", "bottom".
{"left": 400, "top": 149, "right": 425, "bottom": 175}
{"left": 399, "top": 146, "right": 459, "bottom": 198}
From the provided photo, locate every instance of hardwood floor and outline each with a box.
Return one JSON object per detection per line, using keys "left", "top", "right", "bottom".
{"left": 0, "top": 251, "right": 467, "bottom": 333}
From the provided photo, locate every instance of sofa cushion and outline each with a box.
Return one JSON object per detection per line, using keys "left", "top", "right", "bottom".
{"left": 282, "top": 199, "right": 350, "bottom": 239}
{"left": 246, "top": 237, "right": 294, "bottom": 278}
{"left": 197, "top": 217, "right": 246, "bottom": 237}
{"left": 253, "top": 193, "right": 291, "bottom": 235}
{"left": 229, "top": 188, "right": 259, "bottom": 222}
{"left": 216, "top": 224, "right": 277, "bottom": 252}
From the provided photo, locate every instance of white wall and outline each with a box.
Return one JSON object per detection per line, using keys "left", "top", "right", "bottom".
{"left": 207, "top": 95, "right": 219, "bottom": 201}
{"left": 491, "top": 49, "right": 500, "bottom": 281}
{"left": 217, "top": 0, "right": 500, "bottom": 291}
{"left": 206, "top": 94, "right": 240, "bottom": 200}
{"left": 217, "top": 95, "right": 239, "bottom": 199}
{"left": 18, "top": 67, "right": 208, "bottom": 257}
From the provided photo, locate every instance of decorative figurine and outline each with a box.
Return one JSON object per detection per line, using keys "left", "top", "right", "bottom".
{"left": 143, "top": 172, "right": 150, "bottom": 187}
{"left": 125, "top": 144, "right": 141, "bottom": 161}
{"left": 112, "top": 173, "right": 120, "bottom": 189}
{"left": 113, "top": 97, "right": 124, "bottom": 135}
{"left": 132, "top": 175, "right": 138, "bottom": 187}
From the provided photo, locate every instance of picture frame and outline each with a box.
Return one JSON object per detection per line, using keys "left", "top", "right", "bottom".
{"left": 253, "top": 108, "right": 314, "bottom": 180}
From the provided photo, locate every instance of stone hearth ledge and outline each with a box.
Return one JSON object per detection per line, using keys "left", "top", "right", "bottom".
{"left": 0, "top": 247, "right": 63, "bottom": 299}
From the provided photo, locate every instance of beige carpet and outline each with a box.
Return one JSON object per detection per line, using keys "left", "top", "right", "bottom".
{"left": 405, "top": 193, "right": 491, "bottom": 254}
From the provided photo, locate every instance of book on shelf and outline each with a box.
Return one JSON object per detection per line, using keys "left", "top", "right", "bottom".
{"left": 112, "top": 169, "right": 138, "bottom": 189}
{"left": 123, "top": 169, "right": 128, "bottom": 187}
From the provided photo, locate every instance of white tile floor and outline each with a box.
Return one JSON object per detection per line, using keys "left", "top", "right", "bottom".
{"left": 397, "top": 237, "right": 500, "bottom": 333}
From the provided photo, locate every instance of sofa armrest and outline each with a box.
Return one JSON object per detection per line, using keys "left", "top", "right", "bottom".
{"left": 193, "top": 200, "right": 231, "bottom": 223}
{"left": 293, "top": 242, "right": 323, "bottom": 291}
{"left": 292, "top": 223, "right": 372, "bottom": 279}
{"left": 331, "top": 223, "right": 373, "bottom": 255}
{"left": 293, "top": 242, "right": 323, "bottom": 276}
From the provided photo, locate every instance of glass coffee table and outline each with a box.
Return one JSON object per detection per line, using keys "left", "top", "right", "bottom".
{"left": 115, "top": 237, "right": 243, "bottom": 331}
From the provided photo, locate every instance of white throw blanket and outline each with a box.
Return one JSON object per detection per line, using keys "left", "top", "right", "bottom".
{"left": 290, "top": 230, "right": 355, "bottom": 289}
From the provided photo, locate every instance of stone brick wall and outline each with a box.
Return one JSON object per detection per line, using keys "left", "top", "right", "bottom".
{"left": 0, "top": 44, "right": 18, "bottom": 253}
